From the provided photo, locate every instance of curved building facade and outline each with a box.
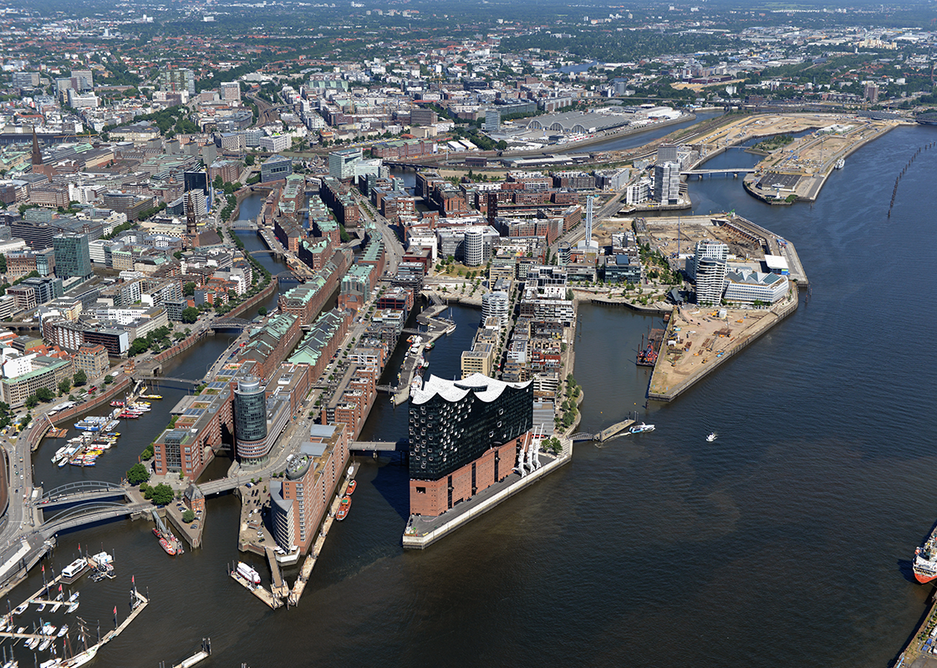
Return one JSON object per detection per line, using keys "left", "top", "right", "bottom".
{"left": 234, "top": 378, "right": 268, "bottom": 461}
{"left": 464, "top": 230, "right": 483, "bottom": 267}
{"left": 482, "top": 291, "right": 510, "bottom": 328}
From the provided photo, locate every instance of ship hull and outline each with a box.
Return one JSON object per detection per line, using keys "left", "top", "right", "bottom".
{"left": 915, "top": 570, "right": 937, "bottom": 584}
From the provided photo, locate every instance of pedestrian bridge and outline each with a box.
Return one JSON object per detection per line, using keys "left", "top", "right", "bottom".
{"left": 40, "top": 481, "right": 128, "bottom": 510}
{"left": 351, "top": 441, "right": 400, "bottom": 452}
{"left": 39, "top": 502, "right": 152, "bottom": 539}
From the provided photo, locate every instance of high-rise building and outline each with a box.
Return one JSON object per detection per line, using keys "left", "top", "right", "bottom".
{"left": 328, "top": 148, "right": 363, "bottom": 181}
{"left": 484, "top": 108, "right": 501, "bottom": 133}
{"left": 184, "top": 170, "right": 208, "bottom": 196}
{"left": 408, "top": 373, "right": 534, "bottom": 517}
{"left": 69, "top": 70, "right": 93, "bottom": 92}
{"left": 653, "top": 161, "right": 681, "bottom": 205}
{"left": 693, "top": 239, "right": 729, "bottom": 305}
{"left": 464, "top": 229, "right": 483, "bottom": 267}
{"left": 162, "top": 68, "right": 196, "bottom": 96}
{"left": 52, "top": 234, "right": 92, "bottom": 280}
{"left": 220, "top": 81, "right": 241, "bottom": 105}
{"left": 234, "top": 378, "right": 268, "bottom": 461}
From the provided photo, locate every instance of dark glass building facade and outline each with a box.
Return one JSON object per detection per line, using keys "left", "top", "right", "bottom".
{"left": 234, "top": 378, "right": 267, "bottom": 460}
{"left": 409, "top": 374, "right": 533, "bottom": 481}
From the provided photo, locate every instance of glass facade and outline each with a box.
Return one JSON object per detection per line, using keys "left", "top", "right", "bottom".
{"left": 52, "top": 234, "right": 92, "bottom": 280}
{"left": 234, "top": 378, "right": 267, "bottom": 446}
{"left": 409, "top": 378, "right": 533, "bottom": 481}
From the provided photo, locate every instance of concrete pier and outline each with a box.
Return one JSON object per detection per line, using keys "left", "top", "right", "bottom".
{"left": 288, "top": 475, "right": 353, "bottom": 606}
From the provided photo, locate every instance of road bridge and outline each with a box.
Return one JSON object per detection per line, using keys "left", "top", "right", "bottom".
{"left": 681, "top": 168, "right": 756, "bottom": 176}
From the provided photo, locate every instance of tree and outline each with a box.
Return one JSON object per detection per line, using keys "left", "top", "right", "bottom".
{"left": 183, "top": 282, "right": 196, "bottom": 296}
{"left": 149, "top": 483, "right": 174, "bottom": 506}
{"left": 104, "top": 375, "right": 113, "bottom": 385}
{"left": 35, "top": 387, "right": 54, "bottom": 402}
{"left": 58, "top": 379, "right": 72, "bottom": 395}
{"left": 245, "top": 154, "right": 255, "bottom": 166}
{"left": 129, "top": 338, "right": 149, "bottom": 356}
{"left": 181, "top": 307, "right": 199, "bottom": 324}
{"left": 182, "top": 509, "right": 196, "bottom": 523}
{"left": 257, "top": 307, "right": 267, "bottom": 316}
{"left": 127, "top": 462, "right": 150, "bottom": 485}
{"left": 24, "top": 395, "right": 38, "bottom": 409}
{"left": 73, "top": 370, "right": 87, "bottom": 386}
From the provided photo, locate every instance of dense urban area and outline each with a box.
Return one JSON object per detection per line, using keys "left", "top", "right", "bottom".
{"left": 0, "top": 0, "right": 930, "bottom": 665}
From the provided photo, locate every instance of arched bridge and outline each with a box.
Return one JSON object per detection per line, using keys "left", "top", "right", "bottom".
{"left": 135, "top": 374, "right": 201, "bottom": 388}
{"left": 211, "top": 317, "right": 251, "bottom": 331}
{"left": 40, "top": 481, "right": 128, "bottom": 507}
{"left": 39, "top": 502, "right": 152, "bottom": 539}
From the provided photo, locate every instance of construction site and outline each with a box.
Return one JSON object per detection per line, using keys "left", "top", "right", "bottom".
{"left": 647, "top": 289, "right": 799, "bottom": 402}
{"left": 595, "top": 212, "right": 808, "bottom": 286}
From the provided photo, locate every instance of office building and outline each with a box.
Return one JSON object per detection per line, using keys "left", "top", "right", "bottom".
{"left": 75, "top": 343, "right": 109, "bottom": 379}
{"left": 52, "top": 234, "right": 92, "bottom": 280}
{"left": 234, "top": 377, "right": 267, "bottom": 460}
{"left": 261, "top": 155, "right": 292, "bottom": 183}
{"left": 464, "top": 229, "right": 484, "bottom": 267}
{"left": 653, "top": 161, "right": 681, "bottom": 205}
{"left": 220, "top": 81, "right": 241, "bottom": 105}
{"left": 692, "top": 240, "right": 729, "bottom": 306}
{"left": 271, "top": 423, "right": 350, "bottom": 553}
{"left": 328, "top": 148, "right": 363, "bottom": 181}
{"left": 484, "top": 108, "right": 501, "bottom": 133}
{"left": 724, "top": 269, "right": 789, "bottom": 305}
{"left": 408, "top": 373, "right": 534, "bottom": 517}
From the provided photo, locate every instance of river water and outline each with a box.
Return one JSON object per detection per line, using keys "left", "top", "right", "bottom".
{"left": 11, "top": 125, "right": 937, "bottom": 667}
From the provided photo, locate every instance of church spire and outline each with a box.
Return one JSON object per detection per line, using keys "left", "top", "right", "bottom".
{"left": 31, "top": 126, "right": 41, "bottom": 166}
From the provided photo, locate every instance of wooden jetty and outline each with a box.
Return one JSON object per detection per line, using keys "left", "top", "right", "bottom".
{"left": 229, "top": 570, "right": 282, "bottom": 609}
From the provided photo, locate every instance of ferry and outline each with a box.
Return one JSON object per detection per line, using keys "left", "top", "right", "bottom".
{"left": 336, "top": 496, "right": 351, "bottom": 521}
{"left": 236, "top": 562, "right": 261, "bottom": 585}
{"left": 914, "top": 524, "right": 937, "bottom": 583}
{"left": 629, "top": 423, "right": 656, "bottom": 434}
{"left": 346, "top": 480, "right": 357, "bottom": 495}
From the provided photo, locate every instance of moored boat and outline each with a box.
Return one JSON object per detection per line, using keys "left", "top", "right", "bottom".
{"left": 346, "top": 480, "right": 357, "bottom": 495}
{"left": 236, "top": 562, "right": 261, "bottom": 585}
{"left": 159, "top": 537, "right": 177, "bottom": 556}
{"left": 629, "top": 423, "right": 655, "bottom": 434}
{"left": 336, "top": 496, "right": 351, "bottom": 521}
{"left": 914, "top": 524, "right": 937, "bottom": 583}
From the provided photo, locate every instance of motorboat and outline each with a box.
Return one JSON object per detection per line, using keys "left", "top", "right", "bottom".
{"left": 629, "top": 423, "right": 655, "bottom": 434}
{"left": 706, "top": 433, "right": 717, "bottom": 442}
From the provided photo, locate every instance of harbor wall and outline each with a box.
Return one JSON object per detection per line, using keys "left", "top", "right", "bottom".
{"left": 402, "top": 441, "right": 573, "bottom": 550}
